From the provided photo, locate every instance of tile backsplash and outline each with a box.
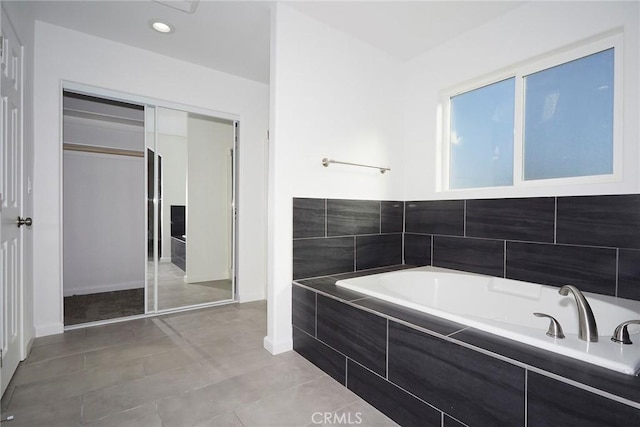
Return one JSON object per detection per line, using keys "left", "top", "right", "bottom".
{"left": 292, "top": 198, "right": 403, "bottom": 279}
{"left": 405, "top": 195, "right": 640, "bottom": 300}
{"left": 293, "top": 195, "right": 640, "bottom": 301}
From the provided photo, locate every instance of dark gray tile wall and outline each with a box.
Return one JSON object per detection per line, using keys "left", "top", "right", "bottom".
{"left": 356, "top": 234, "right": 402, "bottom": 270}
{"left": 291, "top": 285, "right": 316, "bottom": 336}
{"left": 466, "top": 197, "right": 555, "bottom": 242}
{"left": 556, "top": 194, "right": 640, "bottom": 249}
{"left": 433, "top": 236, "right": 504, "bottom": 277}
{"left": 405, "top": 200, "right": 464, "bottom": 235}
{"left": 403, "top": 233, "right": 431, "bottom": 266}
{"left": 388, "top": 321, "right": 525, "bottom": 426}
{"left": 293, "top": 237, "right": 354, "bottom": 280}
{"left": 381, "top": 201, "right": 404, "bottom": 233}
{"left": 443, "top": 416, "right": 466, "bottom": 427}
{"left": 293, "top": 198, "right": 403, "bottom": 280}
{"left": 292, "top": 327, "right": 346, "bottom": 385}
{"left": 327, "top": 199, "right": 380, "bottom": 236}
{"left": 527, "top": 372, "right": 640, "bottom": 426}
{"left": 406, "top": 194, "right": 640, "bottom": 301}
{"left": 618, "top": 249, "right": 640, "bottom": 301}
{"left": 346, "top": 360, "right": 442, "bottom": 427}
{"left": 506, "top": 242, "right": 617, "bottom": 295}
{"left": 316, "top": 294, "right": 387, "bottom": 376}
{"left": 293, "top": 198, "right": 326, "bottom": 238}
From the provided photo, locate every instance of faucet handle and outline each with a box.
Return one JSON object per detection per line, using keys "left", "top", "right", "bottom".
{"left": 611, "top": 320, "right": 640, "bottom": 344}
{"left": 534, "top": 313, "right": 565, "bottom": 339}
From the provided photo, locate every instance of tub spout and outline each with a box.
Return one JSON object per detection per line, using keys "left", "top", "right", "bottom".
{"left": 559, "top": 285, "right": 598, "bottom": 342}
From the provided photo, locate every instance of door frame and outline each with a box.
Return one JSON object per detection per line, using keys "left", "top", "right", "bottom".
{"left": 60, "top": 81, "right": 240, "bottom": 328}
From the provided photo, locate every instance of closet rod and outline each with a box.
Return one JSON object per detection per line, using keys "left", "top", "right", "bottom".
{"left": 63, "top": 143, "right": 144, "bottom": 158}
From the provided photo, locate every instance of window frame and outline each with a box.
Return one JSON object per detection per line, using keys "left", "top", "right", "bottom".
{"left": 439, "top": 33, "right": 623, "bottom": 192}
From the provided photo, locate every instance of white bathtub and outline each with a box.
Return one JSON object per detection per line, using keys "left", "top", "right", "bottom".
{"left": 336, "top": 266, "right": 640, "bottom": 376}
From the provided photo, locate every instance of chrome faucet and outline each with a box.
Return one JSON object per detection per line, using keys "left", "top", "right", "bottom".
{"left": 558, "top": 285, "right": 598, "bottom": 342}
{"left": 611, "top": 320, "right": 640, "bottom": 344}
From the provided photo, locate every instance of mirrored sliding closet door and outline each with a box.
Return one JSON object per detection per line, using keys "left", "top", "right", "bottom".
{"left": 147, "top": 106, "right": 236, "bottom": 312}
{"left": 62, "top": 89, "right": 236, "bottom": 326}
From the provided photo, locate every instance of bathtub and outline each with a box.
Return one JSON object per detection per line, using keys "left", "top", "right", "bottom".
{"left": 336, "top": 266, "right": 640, "bottom": 376}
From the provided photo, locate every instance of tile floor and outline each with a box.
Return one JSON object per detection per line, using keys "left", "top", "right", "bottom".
{"left": 1, "top": 301, "right": 396, "bottom": 426}
{"left": 146, "top": 262, "right": 233, "bottom": 311}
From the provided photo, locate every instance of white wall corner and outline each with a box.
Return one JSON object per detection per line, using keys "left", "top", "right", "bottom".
{"left": 263, "top": 334, "right": 293, "bottom": 355}
{"left": 237, "top": 291, "right": 266, "bottom": 304}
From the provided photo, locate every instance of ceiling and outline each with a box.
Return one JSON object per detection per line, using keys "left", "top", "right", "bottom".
{"left": 29, "top": 1, "right": 526, "bottom": 84}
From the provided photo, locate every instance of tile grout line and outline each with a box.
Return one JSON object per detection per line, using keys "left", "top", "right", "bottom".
{"left": 385, "top": 319, "right": 389, "bottom": 380}
{"left": 463, "top": 199, "right": 467, "bottom": 237}
{"left": 524, "top": 369, "right": 528, "bottom": 427}
{"left": 615, "top": 248, "right": 619, "bottom": 297}
{"left": 503, "top": 240, "right": 507, "bottom": 278}
{"left": 324, "top": 198, "right": 328, "bottom": 238}
{"left": 345, "top": 358, "right": 349, "bottom": 389}
{"left": 353, "top": 236, "right": 357, "bottom": 272}
{"left": 553, "top": 197, "right": 557, "bottom": 244}
{"left": 80, "top": 391, "right": 85, "bottom": 424}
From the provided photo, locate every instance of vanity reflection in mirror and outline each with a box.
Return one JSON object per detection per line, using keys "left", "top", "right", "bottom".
{"left": 62, "top": 89, "right": 236, "bottom": 325}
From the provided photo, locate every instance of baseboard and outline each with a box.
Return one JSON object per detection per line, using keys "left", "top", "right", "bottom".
{"left": 23, "top": 335, "right": 35, "bottom": 360}
{"left": 263, "top": 335, "right": 293, "bottom": 355}
{"left": 35, "top": 322, "right": 64, "bottom": 337}
{"left": 183, "top": 274, "right": 228, "bottom": 284}
{"left": 63, "top": 280, "right": 145, "bottom": 297}
{"left": 237, "top": 291, "right": 266, "bottom": 303}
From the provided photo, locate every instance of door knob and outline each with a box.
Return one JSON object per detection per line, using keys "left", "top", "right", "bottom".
{"left": 17, "top": 217, "right": 32, "bottom": 227}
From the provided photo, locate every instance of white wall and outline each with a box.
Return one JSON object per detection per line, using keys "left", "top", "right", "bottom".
{"left": 266, "top": 4, "right": 404, "bottom": 353}
{"left": 33, "top": 21, "right": 269, "bottom": 336}
{"left": 62, "top": 151, "right": 145, "bottom": 296}
{"left": 403, "top": 1, "right": 640, "bottom": 201}
{"left": 186, "top": 116, "right": 233, "bottom": 283}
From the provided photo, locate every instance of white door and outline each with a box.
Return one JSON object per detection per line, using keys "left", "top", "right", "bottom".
{"left": 0, "top": 7, "right": 24, "bottom": 396}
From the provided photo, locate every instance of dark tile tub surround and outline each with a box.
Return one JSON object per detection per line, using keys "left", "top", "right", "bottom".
{"left": 527, "top": 372, "right": 640, "bottom": 427}
{"left": 405, "top": 194, "right": 640, "bottom": 302}
{"left": 556, "top": 194, "right": 640, "bottom": 249}
{"left": 292, "top": 277, "right": 640, "bottom": 427}
{"left": 293, "top": 237, "right": 354, "bottom": 279}
{"left": 432, "top": 235, "right": 504, "bottom": 277}
{"left": 291, "top": 195, "right": 640, "bottom": 426}
{"left": 506, "top": 242, "right": 617, "bottom": 295}
{"left": 316, "top": 294, "right": 387, "bottom": 376}
{"left": 388, "top": 322, "right": 525, "bottom": 426}
{"left": 405, "top": 200, "right": 464, "bottom": 235}
{"left": 466, "top": 197, "right": 555, "bottom": 242}
{"left": 292, "top": 198, "right": 404, "bottom": 280}
{"left": 294, "top": 194, "right": 640, "bottom": 300}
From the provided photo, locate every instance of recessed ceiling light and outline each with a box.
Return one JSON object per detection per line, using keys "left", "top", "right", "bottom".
{"left": 150, "top": 20, "right": 174, "bottom": 34}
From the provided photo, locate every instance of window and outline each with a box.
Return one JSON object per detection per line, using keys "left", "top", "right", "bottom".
{"left": 523, "top": 49, "right": 614, "bottom": 180}
{"left": 450, "top": 78, "right": 515, "bottom": 189}
{"left": 443, "top": 36, "right": 620, "bottom": 191}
